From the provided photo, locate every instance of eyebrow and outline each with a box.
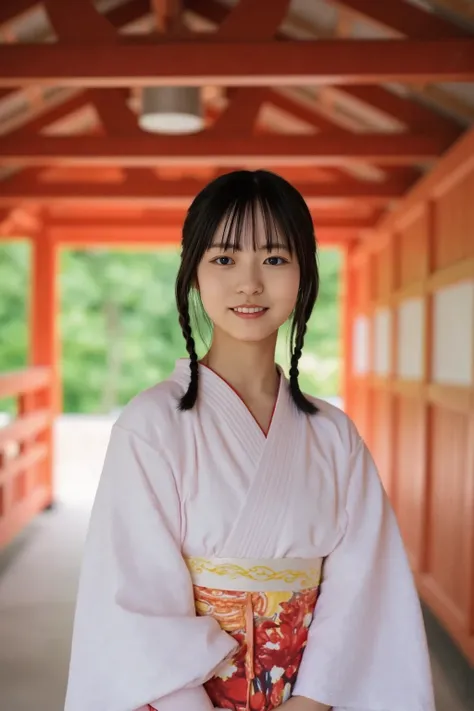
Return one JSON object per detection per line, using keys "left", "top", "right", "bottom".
{"left": 209, "top": 242, "right": 289, "bottom": 251}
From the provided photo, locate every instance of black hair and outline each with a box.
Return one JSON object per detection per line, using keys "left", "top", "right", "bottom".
{"left": 175, "top": 169, "right": 319, "bottom": 414}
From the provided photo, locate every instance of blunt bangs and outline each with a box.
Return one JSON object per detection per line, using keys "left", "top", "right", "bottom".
{"left": 181, "top": 170, "right": 316, "bottom": 265}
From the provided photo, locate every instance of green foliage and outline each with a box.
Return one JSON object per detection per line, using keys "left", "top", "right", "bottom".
{"left": 276, "top": 248, "right": 341, "bottom": 396}
{"left": 0, "top": 241, "right": 341, "bottom": 413}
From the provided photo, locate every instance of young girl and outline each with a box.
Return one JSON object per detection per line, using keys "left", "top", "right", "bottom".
{"left": 64, "top": 170, "right": 435, "bottom": 711}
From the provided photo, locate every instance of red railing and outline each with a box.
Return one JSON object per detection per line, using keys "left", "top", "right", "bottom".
{"left": 0, "top": 367, "right": 54, "bottom": 548}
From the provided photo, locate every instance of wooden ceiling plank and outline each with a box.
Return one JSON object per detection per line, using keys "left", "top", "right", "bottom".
{"left": 335, "top": 84, "right": 461, "bottom": 135}
{"left": 267, "top": 90, "right": 346, "bottom": 133}
{"left": 0, "top": 170, "right": 421, "bottom": 205}
{"left": 43, "top": 0, "right": 118, "bottom": 42}
{"left": 429, "top": 0, "right": 474, "bottom": 23}
{"left": 1, "top": 39, "right": 473, "bottom": 87}
{"left": 327, "top": 0, "right": 470, "bottom": 38}
{"left": 48, "top": 223, "right": 361, "bottom": 247}
{"left": 216, "top": 0, "right": 290, "bottom": 39}
{"left": 0, "top": 0, "right": 38, "bottom": 27}
{"left": 6, "top": 91, "right": 89, "bottom": 136}
{"left": 0, "top": 132, "right": 453, "bottom": 167}
{"left": 107, "top": 0, "right": 153, "bottom": 30}
{"left": 185, "top": 0, "right": 464, "bottom": 136}
{"left": 49, "top": 213, "right": 380, "bottom": 230}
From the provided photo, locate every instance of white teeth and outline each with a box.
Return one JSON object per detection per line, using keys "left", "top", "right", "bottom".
{"left": 233, "top": 307, "right": 265, "bottom": 314}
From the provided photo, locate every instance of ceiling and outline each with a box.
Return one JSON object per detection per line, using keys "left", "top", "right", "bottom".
{"left": 0, "top": 0, "right": 473, "bottom": 247}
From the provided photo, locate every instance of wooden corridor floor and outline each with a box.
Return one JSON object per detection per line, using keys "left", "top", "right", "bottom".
{"left": 0, "top": 415, "right": 471, "bottom": 711}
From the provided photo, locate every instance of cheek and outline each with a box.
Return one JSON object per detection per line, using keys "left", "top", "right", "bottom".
{"left": 274, "top": 266, "right": 300, "bottom": 304}
{"left": 196, "top": 265, "right": 224, "bottom": 311}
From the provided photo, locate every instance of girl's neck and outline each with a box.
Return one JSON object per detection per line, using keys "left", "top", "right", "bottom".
{"left": 201, "top": 331, "right": 279, "bottom": 401}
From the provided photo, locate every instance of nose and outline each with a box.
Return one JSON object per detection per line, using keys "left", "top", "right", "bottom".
{"left": 236, "top": 262, "right": 263, "bottom": 296}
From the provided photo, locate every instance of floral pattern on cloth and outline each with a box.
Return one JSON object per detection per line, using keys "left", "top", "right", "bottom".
{"left": 193, "top": 585, "right": 319, "bottom": 711}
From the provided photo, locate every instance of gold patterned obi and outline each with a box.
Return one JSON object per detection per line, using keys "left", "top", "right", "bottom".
{"left": 186, "top": 557, "right": 323, "bottom": 711}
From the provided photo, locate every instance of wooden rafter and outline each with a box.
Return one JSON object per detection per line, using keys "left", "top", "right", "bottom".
{"left": 0, "top": 132, "right": 453, "bottom": 167}
{"left": 185, "top": 0, "right": 465, "bottom": 136}
{"left": 48, "top": 212, "right": 379, "bottom": 230}
{"left": 0, "top": 0, "right": 38, "bottom": 27}
{"left": 209, "top": 0, "right": 291, "bottom": 134}
{"left": 430, "top": 0, "right": 474, "bottom": 23}
{"left": 329, "top": 1, "right": 474, "bottom": 124}
{"left": 328, "top": 0, "right": 470, "bottom": 38}
{"left": 43, "top": 0, "right": 117, "bottom": 41}
{"left": 331, "top": 84, "right": 460, "bottom": 134}
{"left": 46, "top": 223, "right": 362, "bottom": 247}
{"left": 0, "top": 170, "right": 413, "bottom": 207}
{"left": 1, "top": 39, "right": 473, "bottom": 87}
{"left": 0, "top": 0, "right": 150, "bottom": 30}
{"left": 0, "top": 0, "right": 151, "bottom": 112}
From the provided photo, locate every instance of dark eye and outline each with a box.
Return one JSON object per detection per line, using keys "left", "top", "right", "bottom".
{"left": 264, "top": 256, "right": 287, "bottom": 266}
{"left": 213, "top": 256, "right": 234, "bottom": 266}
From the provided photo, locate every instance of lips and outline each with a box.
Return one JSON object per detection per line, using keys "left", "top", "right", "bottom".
{"left": 230, "top": 305, "right": 268, "bottom": 320}
{"left": 232, "top": 306, "right": 266, "bottom": 314}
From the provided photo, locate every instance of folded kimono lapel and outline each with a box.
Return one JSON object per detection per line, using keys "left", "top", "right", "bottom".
{"left": 220, "top": 376, "right": 305, "bottom": 559}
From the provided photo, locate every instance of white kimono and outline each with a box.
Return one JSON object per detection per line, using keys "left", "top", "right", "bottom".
{"left": 64, "top": 360, "right": 435, "bottom": 711}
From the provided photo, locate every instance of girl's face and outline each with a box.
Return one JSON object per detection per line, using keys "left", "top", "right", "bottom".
{"left": 196, "top": 214, "right": 300, "bottom": 344}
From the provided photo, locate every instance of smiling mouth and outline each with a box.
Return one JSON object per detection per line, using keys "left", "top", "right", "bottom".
{"left": 232, "top": 306, "right": 267, "bottom": 314}
{"left": 230, "top": 306, "right": 268, "bottom": 319}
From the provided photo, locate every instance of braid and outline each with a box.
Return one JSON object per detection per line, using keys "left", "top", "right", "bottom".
{"left": 289, "top": 321, "right": 318, "bottom": 414}
{"left": 178, "top": 302, "right": 199, "bottom": 411}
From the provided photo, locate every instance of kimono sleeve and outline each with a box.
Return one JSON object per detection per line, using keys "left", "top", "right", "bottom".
{"left": 64, "top": 423, "right": 237, "bottom": 711}
{"left": 292, "top": 437, "right": 435, "bottom": 711}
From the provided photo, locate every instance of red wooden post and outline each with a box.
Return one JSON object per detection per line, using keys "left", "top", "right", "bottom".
{"left": 29, "top": 227, "right": 59, "bottom": 507}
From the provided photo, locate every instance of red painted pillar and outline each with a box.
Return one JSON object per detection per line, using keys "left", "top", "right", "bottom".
{"left": 341, "top": 244, "right": 355, "bottom": 414}
{"left": 29, "top": 228, "right": 59, "bottom": 507}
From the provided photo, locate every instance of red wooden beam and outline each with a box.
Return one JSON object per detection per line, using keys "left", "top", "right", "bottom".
{"left": 328, "top": 0, "right": 470, "bottom": 38}
{"left": 0, "top": 132, "right": 453, "bottom": 167}
{"left": 49, "top": 224, "right": 362, "bottom": 247}
{"left": 50, "top": 225, "right": 182, "bottom": 247}
{"left": 0, "top": 39, "right": 473, "bottom": 87}
{"left": 49, "top": 213, "right": 379, "bottom": 231}
{"left": 0, "top": 172, "right": 414, "bottom": 206}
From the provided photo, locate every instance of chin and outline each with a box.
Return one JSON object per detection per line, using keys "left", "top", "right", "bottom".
{"left": 226, "top": 326, "right": 280, "bottom": 344}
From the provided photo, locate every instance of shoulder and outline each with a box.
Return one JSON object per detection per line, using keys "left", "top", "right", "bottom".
{"left": 114, "top": 375, "right": 185, "bottom": 451}
{"left": 304, "top": 392, "right": 362, "bottom": 457}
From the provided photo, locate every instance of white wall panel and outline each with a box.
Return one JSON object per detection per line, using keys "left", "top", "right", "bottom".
{"left": 433, "top": 280, "right": 474, "bottom": 386}
{"left": 397, "top": 298, "right": 424, "bottom": 380}
{"left": 374, "top": 308, "right": 392, "bottom": 376}
{"left": 353, "top": 315, "right": 370, "bottom": 374}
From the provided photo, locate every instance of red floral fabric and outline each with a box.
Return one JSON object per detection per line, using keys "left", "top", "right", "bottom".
{"left": 194, "top": 585, "right": 319, "bottom": 711}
